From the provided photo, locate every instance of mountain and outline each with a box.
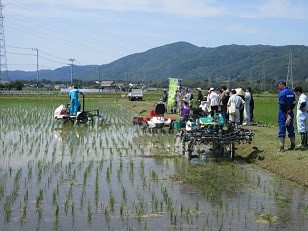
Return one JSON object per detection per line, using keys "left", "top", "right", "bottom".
{"left": 7, "top": 42, "right": 308, "bottom": 83}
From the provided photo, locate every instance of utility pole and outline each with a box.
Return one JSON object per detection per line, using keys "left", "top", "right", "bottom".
{"left": 96, "top": 67, "right": 101, "bottom": 92}
{"left": 286, "top": 50, "right": 294, "bottom": 90}
{"left": 68, "top": 58, "right": 75, "bottom": 86}
{"left": 0, "top": 0, "right": 8, "bottom": 81}
{"left": 32, "top": 48, "right": 39, "bottom": 93}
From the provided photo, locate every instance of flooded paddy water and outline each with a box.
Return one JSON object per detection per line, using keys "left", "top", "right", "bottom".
{"left": 0, "top": 96, "right": 307, "bottom": 231}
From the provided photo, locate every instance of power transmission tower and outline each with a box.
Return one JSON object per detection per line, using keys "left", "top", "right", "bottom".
{"left": 286, "top": 50, "right": 294, "bottom": 89}
{"left": 0, "top": 0, "right": 8, "bottom": 81}
{"left": 68, "top": 58, "right": 75, "bottom": 86}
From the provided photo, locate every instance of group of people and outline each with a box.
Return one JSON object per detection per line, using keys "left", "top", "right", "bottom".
{"left": 162, "top": 86, "right": 254, "bottom": 126}
{"left": 277, "top": 80, "right": 308, "bottom": 151}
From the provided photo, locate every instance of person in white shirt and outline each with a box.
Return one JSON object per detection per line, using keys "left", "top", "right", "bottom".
{"left": 294, "top": 86, "right": 308, "bottom": 148}
{"left": 208, "top": 88, "right": 219, "bottom": 117}
{"left": 227, "top": 89, "right": 245, "bottom": 124}
{"left": 244, "top": 88, "right": 252, "bottom": 125}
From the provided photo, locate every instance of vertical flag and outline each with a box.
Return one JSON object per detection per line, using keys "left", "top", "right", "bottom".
{"left": 167, "top": 78, "right": 178, "bottom": 111}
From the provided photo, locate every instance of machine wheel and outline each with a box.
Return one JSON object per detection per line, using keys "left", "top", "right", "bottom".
{"left": 77, "top": 111, "right": 90, "bottom": 124}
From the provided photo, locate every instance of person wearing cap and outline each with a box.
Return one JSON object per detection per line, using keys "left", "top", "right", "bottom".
{"left": 208, "top": 87, "right": 219, "bottom": 117}
{"left": 277, "top": 80, "right": 296, "bottom": 152}
{"left": 69, "top": 85, "right": 83, "bottom": 116}
{"left": 196, "top": 88, "right": 203, "bottom": 106}
{"left": 293, "top": 86, "right": 308, "bottom": 148}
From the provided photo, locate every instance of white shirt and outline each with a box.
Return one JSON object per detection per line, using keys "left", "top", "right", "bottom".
{"left": 209, "top": 91, "right": 219, "bottom": 106}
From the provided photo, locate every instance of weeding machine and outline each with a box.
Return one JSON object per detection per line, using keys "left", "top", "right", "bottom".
{"left": 175, "top": 112, "right": 256, "bottom": 160}
{"left": 54, "top": 94, "right": 106, "bottom": 125}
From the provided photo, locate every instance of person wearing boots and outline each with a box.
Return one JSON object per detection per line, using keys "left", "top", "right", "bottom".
{"left": 294, "top": 86, "right": 308, "bottom": 148}
{"left": 277, "top": 80, "right": 296, "bottom": 152}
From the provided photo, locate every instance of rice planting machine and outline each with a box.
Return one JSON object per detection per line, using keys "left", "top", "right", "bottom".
{"left": 174, "top": 112, "right": 256, "bottom": 160}
{"left": 54, "top": 94, "right": 107, "bottom": 125}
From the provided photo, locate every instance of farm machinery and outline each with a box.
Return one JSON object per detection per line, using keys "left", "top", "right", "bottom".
{"left": 174, "top": 112, "right": 256, "bottom": 160}
{"left": 132, "top": 102, "right": 175, "bottom": 132}
{"left": 54, "top": 94, "right": 107, "bottom": 125}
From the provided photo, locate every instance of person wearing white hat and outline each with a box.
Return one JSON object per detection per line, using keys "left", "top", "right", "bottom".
{"left": 208, "top": 87, "right": 219, "bottom": 117}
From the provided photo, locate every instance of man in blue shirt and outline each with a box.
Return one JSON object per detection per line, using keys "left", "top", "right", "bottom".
{"left": 69, "top": 86, "right": 83, "bottom": 116}
{"left": 277, "top": 80, "right": 296, "bottom": 152}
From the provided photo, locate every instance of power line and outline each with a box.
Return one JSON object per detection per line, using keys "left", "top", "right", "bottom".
{"left": 5, "top": 9, "right": 137, "bottom": 54}
{"left": 8, "top": 1, "right": 152, "bottom": 48}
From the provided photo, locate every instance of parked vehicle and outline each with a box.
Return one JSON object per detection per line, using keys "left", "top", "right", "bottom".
{"left": 127, "top": 88, "right": 143, "bottom": 101}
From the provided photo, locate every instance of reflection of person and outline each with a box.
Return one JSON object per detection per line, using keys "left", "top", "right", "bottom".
{"left": 277, "top": 80, "right": 296, "bottom": 152}
{"left": 293, "top": 86, "right": 308, "bottom": 148}
{"left": 69, "top": 86, "right": 83, "bottom": 116}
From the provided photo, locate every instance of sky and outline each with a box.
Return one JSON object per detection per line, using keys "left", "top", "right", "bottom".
{"left": 3, "top": 0, "right": 308, "bottom": 71}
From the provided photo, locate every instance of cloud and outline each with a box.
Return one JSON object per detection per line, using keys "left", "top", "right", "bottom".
{"left": 258, "top": 0, "right": 308, "bottom": 19}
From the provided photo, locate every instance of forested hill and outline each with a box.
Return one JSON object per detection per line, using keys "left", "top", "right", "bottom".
{"left": 8, "top": 42, "right": 308, "bottom": 84}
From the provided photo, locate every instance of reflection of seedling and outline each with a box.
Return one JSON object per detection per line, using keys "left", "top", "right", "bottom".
{"left": 55, "top": 204, "right": 59, "bottom": 222}
{"left": 106, "top": 167, "right": 110, "bottom": 183}
{"left": 121, "top": 185, "right": 127, "bottom": 203}
{"left": 87, "top": 202, "right": 92, "bottom": 222}
{"left": 151, "top": 170, "right": 158, "bottom": 182}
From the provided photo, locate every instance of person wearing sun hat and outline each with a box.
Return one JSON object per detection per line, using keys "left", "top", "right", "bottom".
{"left": 277, "top": 80, "right": 296, "bottom": 152}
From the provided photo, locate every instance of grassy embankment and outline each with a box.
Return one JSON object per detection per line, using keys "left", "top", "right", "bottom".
{"left": 117, "top": 90, "right": 308, "bottom": 187}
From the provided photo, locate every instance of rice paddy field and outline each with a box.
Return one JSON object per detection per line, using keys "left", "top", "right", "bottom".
{"left": 0, "top": 93, "right": 307, "bottom": 231}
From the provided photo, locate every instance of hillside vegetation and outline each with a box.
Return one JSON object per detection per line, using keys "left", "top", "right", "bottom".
{"left": 8, "top": 42, "right": 308, "bottom": 89}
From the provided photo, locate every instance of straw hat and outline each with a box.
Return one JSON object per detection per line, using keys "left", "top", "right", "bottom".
{"left": 235, "top": 88, "right": 244, "bottom": 96}
{"left": 196, "top": 87, "right": 202, "bottom": 91}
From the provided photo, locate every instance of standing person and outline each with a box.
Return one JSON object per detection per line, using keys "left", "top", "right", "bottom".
{"left": 244, "top": 87, "right": 252, "bottom": 125}
{"left": 69, "top": 85, "right": 83, "bottom": 116}
{"left": 277, "top": 80, "right": 296, "bottom": 152}
{"left": 181, "top": 101, "right": 190, "bottom": 121}
{"left": 184, "top": 88, "right": 191, "bottom": 104}
{"left": 221, "top": 89, "right": 230, "bottom": 123}
{"left": 161, "top": 89, "right": 168, "bottom": 113}
{"left": 248, "top": 87, "right": 254, "bottom": 122}
{"left": 208, "top": 87, "right": 219, "bottom": 117}
{"left": 236, "top": 87, "right": 245, "bottom": 125}
{"left": 196, "top": 88, "right": 203, "bottom": 106}
{"left": 227, "top": 89, "right": 245, "bottom": 125}
{"left": 293, "top": 86, "right": 308, "bottom": 148}
{"left": 176, "top": 88, "right": 183, "bottom": 114}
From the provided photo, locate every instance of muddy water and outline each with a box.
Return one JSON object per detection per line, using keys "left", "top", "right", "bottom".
{"left": 0, "top": 99, "right": 307, "bottom": 231}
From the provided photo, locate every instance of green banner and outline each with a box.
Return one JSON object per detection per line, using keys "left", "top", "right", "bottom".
{"left": 167, "top": 78, "right": 178, "bottom": 108}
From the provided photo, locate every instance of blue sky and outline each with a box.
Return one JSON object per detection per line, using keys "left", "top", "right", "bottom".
{"left": 4, "top": 0, "right": 308, "bottom": 71}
